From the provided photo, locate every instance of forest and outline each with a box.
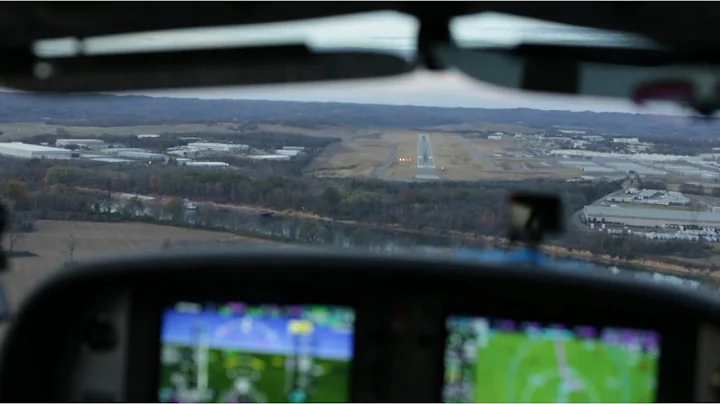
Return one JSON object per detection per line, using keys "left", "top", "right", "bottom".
{"left": 0, "top": 156, "right": 714, "bottom": 267}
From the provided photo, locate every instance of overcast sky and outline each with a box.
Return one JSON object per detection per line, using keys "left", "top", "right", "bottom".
{"left": 34, "top": 10, "right": 687, "bottom": 115}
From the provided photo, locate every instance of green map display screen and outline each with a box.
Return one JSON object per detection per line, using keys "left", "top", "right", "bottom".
{"left": 442, "top": 316, "right": 661, "bottom": 403}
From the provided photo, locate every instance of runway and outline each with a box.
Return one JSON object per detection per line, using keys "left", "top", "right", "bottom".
{"left": 415, "top": 133, "right": 441, "bottom": 180}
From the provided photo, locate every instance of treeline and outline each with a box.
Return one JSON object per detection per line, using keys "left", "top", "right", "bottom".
{"left": 650, "top": 137, "right": 720, "bottom": 156}
{"left": 0, "top": 156, "right": 715, "bottom": 266}
{"left": 680, "top": 183, "right": 720, "bottom": 197}
{"left": 2, "top": 156, "right": 615, "bottom": 236}
{"left": 32, "top": 159, "right": 618, "bottom": 236}
{"left": 559, "top": 232, "right": 714, "bottom": 262}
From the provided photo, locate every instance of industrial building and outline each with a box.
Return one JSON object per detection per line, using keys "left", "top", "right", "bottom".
{"left": 248, "top": 155, "right": 291, "bottom": 160}
{"left": 167, "top": 149, "right": 198, "bottom": 158}
{"left": 101, "top": 147, "right": 148, "bottom": 154}
{"left": 184, "top": 161, "right": 229, "bottom": 168}
{"left": 89, "top": 157, "right": 135, "bottom": 164}
{"left": 56, "top": 139, "right": 106, "bottom": 149}
{"left": 186, "top": 142, "right": 249, "bottom": 152}
{"left": 550, "top": 150, "right": 694, "bottom": 162}
{"left": 0, "top": 142, "right": 78, "bottom": 159}
{"left": 583, "top": 205, "right": 720, "bottom": 228}
{"left": 613, "top": 137, "right": 640, "bottom": 144}
{"left": 115, "top": 151, "right": 167, "bottom": 161}
{"left": 275, "top": 149, "right": 301, "bottom": 157}
{"left": 607, "top": 188, "right": 690, "bottom": 206}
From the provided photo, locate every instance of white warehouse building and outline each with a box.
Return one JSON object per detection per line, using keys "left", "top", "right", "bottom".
{"left": 184, "top": 161, "right": 230, "bottom": 168}
{"left": 186, "top": 142, "right": 249, "bottom": 152}
{"left": 115, "top": 151, "right": 167, "bottom": 161}
{"left": 583, "top": 205, "right": 720, "bottom": 228}
{"left": 275, "top": 149, "right": 300, "bottom": 156}
{"left": 0, "top": 142, "right": 78, "bottom": 159}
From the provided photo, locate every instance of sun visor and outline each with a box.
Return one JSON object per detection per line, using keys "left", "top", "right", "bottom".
{"left": 435, "top": 44, "right": 720, "bottom": 113}
{"left": 0, "top": 44, "right": 414, "bottom": 92}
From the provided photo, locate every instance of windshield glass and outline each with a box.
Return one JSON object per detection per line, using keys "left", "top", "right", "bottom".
{"left": 2, "top": 11, "right": 718, "bottom": 314}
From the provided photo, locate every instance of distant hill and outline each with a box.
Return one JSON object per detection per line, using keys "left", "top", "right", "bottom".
{"left": 0, "top": 91, "right": 715, "bottom": 139}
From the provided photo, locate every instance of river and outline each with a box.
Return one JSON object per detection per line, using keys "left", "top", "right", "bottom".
{"left": 103, "top": 197, "right": 719, "bottom": 293}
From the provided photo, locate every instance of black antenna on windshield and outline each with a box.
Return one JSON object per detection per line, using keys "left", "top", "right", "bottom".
{"left": 507, "top": 192, "right": 564, "bottom": 266}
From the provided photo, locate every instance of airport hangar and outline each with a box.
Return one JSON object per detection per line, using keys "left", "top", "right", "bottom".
{"left": 0, "top": 142, "right": 78, "bottom": 159}
{"left": 582, "top": 205, "right": 720, "bottom": 228}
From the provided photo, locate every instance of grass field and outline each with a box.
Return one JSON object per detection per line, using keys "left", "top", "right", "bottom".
{"left": 469, "top": 138, "right": 518, "bottom": 154}
{"left": 1, "top": 220, "right": 261, "bottom": 309}
{"left": 307, "top": 129, "right": 419, "bottom": 178}
{"left": 159, "top": 344, "right": 350, "bottom": 403}
{"left": 466, "top": 332, "right": 658, "bottom": 403}
{"left": 429, "top": 133, "right": 482, "bottom": 181}
{"left": 306, "top": 139, "right": 393, "bottom": 177}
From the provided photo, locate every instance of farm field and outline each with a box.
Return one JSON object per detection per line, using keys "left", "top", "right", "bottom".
{"left": 1, "top": 220, "right": 264, "bottom": 309}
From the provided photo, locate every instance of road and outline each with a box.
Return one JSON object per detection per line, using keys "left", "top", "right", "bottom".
{"left": 458, "top": 137, "right": 500, "bottom": 171}
{"left": 415, "top": 133, "right": 441, "bottom": 180}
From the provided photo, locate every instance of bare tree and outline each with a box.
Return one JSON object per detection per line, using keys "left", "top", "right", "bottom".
{"left": 7, "top": 232, "right": 24, "bottom": 253}
{"left": 67, "top": 233, "right": 78, "bottom": 262}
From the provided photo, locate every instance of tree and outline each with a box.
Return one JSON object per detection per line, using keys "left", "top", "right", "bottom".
{"left": 4, "top": 179, "right": 30, "bottom": 210}
{"left": 67, "top": 233, "right": 78, "bottom": 262}
{"left": 321, "top": 186, "right": 342, "bottom": 208}
{"left": 7, "top": 232, "right": 24, "bottom": 253}
{"left": 123, "top": 196, "right": 144, "bottom": 218}
{"left": 55, "top": 127, "right": 69, "bottom": 136}
{"left": 165, "top": 197, "right": 184, "bottom": 222}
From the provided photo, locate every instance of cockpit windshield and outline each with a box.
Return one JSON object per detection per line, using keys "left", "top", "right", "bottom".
{"left": 0, "top": 10, "right": 718, "bottom": 320}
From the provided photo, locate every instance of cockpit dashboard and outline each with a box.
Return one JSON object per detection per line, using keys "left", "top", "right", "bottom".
{"left": 0, "top": 247, "right": 718, "bottom": 403}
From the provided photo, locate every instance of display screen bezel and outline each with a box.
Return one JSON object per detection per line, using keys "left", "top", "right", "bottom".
{"left": 157, "top": 300, "right": 357, "bottom": 403}
{"left": 442, "top": 315, "right": 662, "bottom": 403}
{"left": 437, "top": 304, "right": 697, "bottom": 403}
{"left": 125, "top": 286, "right": 364, "bottom": 403}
